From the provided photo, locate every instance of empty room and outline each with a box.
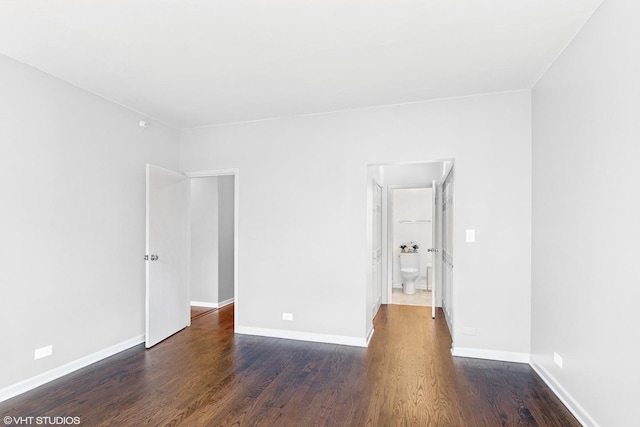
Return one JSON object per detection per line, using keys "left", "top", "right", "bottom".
{"left": 0, "top": 1, "right": 638, "bottom": 426}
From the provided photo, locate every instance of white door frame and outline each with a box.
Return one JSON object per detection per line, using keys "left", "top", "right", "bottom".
{"left": 184, "top": 168, "right": 240, "bottom": 332}
{"left": 438, "top": 162, "right": 454, "bottom": 336}
{"left": 372, "top": 182, "right": 383, "bottom": 317}
{"left": 431, "top": 180, "right": 437, "bottom": 318}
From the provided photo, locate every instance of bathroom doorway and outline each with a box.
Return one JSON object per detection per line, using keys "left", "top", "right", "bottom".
{"left": 366, "top": 160, "right": 454, "bottom": 329}
{"left": 390, "top": 186, "right": 433, "bottom": 307}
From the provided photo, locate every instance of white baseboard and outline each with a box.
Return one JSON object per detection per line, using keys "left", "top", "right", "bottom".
{"left": 190, "top": 300, "right": 216, "bottom": 308}
{"left": 451, "top": 346, "right": 530, "bottom": 364}
{"left": 236, "top": 326, "right": 368, "bottom": 347}
{"left": 217, "top": 298, "right": 234, "bottom": 308}
{"left": 366, "top": 327, "right": 375, "bottom": 346}
{"left": 530, "top": 357, "right": 599, "bottom": 427}
{"left": 451, "top": 348, "right": 597, "bottom": 426}
{"left": 0, "top": 334, "right": 144, "bottom": 403}
{"left": 191, "top": 298, "right": 234, "bottom": 309}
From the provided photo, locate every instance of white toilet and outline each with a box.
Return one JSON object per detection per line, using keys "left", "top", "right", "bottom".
{"left": 399, "top": 253, "right": 420, "bottom": 294}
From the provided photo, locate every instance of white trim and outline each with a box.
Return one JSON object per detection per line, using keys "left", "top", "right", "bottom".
{"left": 190, "top": 300, "right": 217, "bottom": 308}
{"left": 365, "top": 327, "right": 375, "bottom": 346}
{"left": 368, "top": 158, "right": 456, "bottom": 169}
{"left": 0, "top": 335, "right": 144, "bottom": 403}
{"left": 186, "top": 178, "right": 192, "bottom": 328}
{"left": 190, "top": 298, "right": 234, "bottom": 309}
{"left": 0, "top": 53, "right": 179, "bottom": 130}
{"left": 236, "top": 326, "right": 369, "bottom": 347}
{"left": 183, "top": 90, "right": 529, "bottom": 130}
{"left": 217, "top": 297, "right": 234, "bottom": 308}
{"left": 184, "top": 168, "right": 239, "bottom": 178}
{"left": 451, "top": 346, "right": 530, "bottom": 364}
{"left": 530, "top": 357, "right": 599, "bottom": 427}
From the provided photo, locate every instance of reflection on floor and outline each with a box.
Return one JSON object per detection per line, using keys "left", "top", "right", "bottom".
{"left": 191, "top": 306, "right": 215, "bottom": 321}
{"left": 391, "top": 288, "right": 432, "bottom": 306}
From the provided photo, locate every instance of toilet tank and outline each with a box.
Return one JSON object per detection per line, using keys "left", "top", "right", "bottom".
{"left": 399, "top": 253, "right": 420, "bottom": 269}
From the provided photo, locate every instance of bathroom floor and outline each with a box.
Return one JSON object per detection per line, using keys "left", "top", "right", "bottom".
{"left": 391, "top": 288, "right": 432, "bottom": 306}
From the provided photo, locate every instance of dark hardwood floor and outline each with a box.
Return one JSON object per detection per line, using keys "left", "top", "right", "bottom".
{"left": 0, "top": 305, "right": 579, "bottom": 426}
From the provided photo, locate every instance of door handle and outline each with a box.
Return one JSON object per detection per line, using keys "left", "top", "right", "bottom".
{"left": 150, "top": 254, "right": 159, "bottom": 261}
{"left": 428, "top": 248, "right": 439, "bottom": 253}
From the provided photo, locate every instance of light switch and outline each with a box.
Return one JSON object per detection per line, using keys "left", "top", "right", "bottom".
{"left": 465, "top": 229, "right": 475, "bottom": 243}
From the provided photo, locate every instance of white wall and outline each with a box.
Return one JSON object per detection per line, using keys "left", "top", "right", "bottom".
{"left": 531, "top": 0, "right": 640, "bottom": 425}
{"left": 392, "top": 188, "right": 432, "bottom": 288}
{"left": 190, "top": 177, "right": 219, "bottom": 304}
{"left": 217, "top": 175, "right": 234, "bottom": 302}
{"left": 180, "top": 89, "right": 532, "bottom": 354}
{"left": 0, "top": 54, "right": 180, "bottom": 391}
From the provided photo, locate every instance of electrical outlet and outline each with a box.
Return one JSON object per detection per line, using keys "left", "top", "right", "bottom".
{"left": 34, "top": 345, "right": 53, "bottom": 360}
{"left": 282, "top": 312, "right": 293, "bottom": 321}
{"left": 553, "top": 352, "right": 563, "bottom": 368}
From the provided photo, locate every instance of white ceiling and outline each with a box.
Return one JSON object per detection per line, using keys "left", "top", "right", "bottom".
{"left": 0, "top": 0, "right": 603, "bottom": 129}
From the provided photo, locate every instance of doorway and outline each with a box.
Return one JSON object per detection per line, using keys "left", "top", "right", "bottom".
{"left": 189, "top": 175, "right": 235, "bottom": 310}
{"left": 389, "top": 186, "right": 433, "bottom": 307}
{"left": 365, "top": 160, "right": 454, "bottom": 337}
{"left": 185, "top": 169, "right": 239, "bottom": 331}
{"left": 145, "top": 166, "right": 239, "bottom": 348}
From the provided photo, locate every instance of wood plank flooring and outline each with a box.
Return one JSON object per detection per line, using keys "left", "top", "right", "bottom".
{"left": 0, "top": 305, "right": 579, "bottom": 426}
{"left": 190, "top": 306, "right": 215, "bottom": 321}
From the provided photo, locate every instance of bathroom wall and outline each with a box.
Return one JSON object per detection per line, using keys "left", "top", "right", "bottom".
{"left": 531, "top": 0, "right": 639, "bottom": 425}
{"left": 392, "top": 188, "right": 433, "bottom": 289}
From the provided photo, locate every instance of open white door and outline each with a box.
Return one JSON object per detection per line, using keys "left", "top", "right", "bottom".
{"left": 145, "top": 164, "right": 189, "bottom": 348}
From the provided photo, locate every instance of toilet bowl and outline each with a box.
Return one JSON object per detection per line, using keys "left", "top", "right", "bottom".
{"left": 399, "top": 253, "right": 420, "bottom": 295}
